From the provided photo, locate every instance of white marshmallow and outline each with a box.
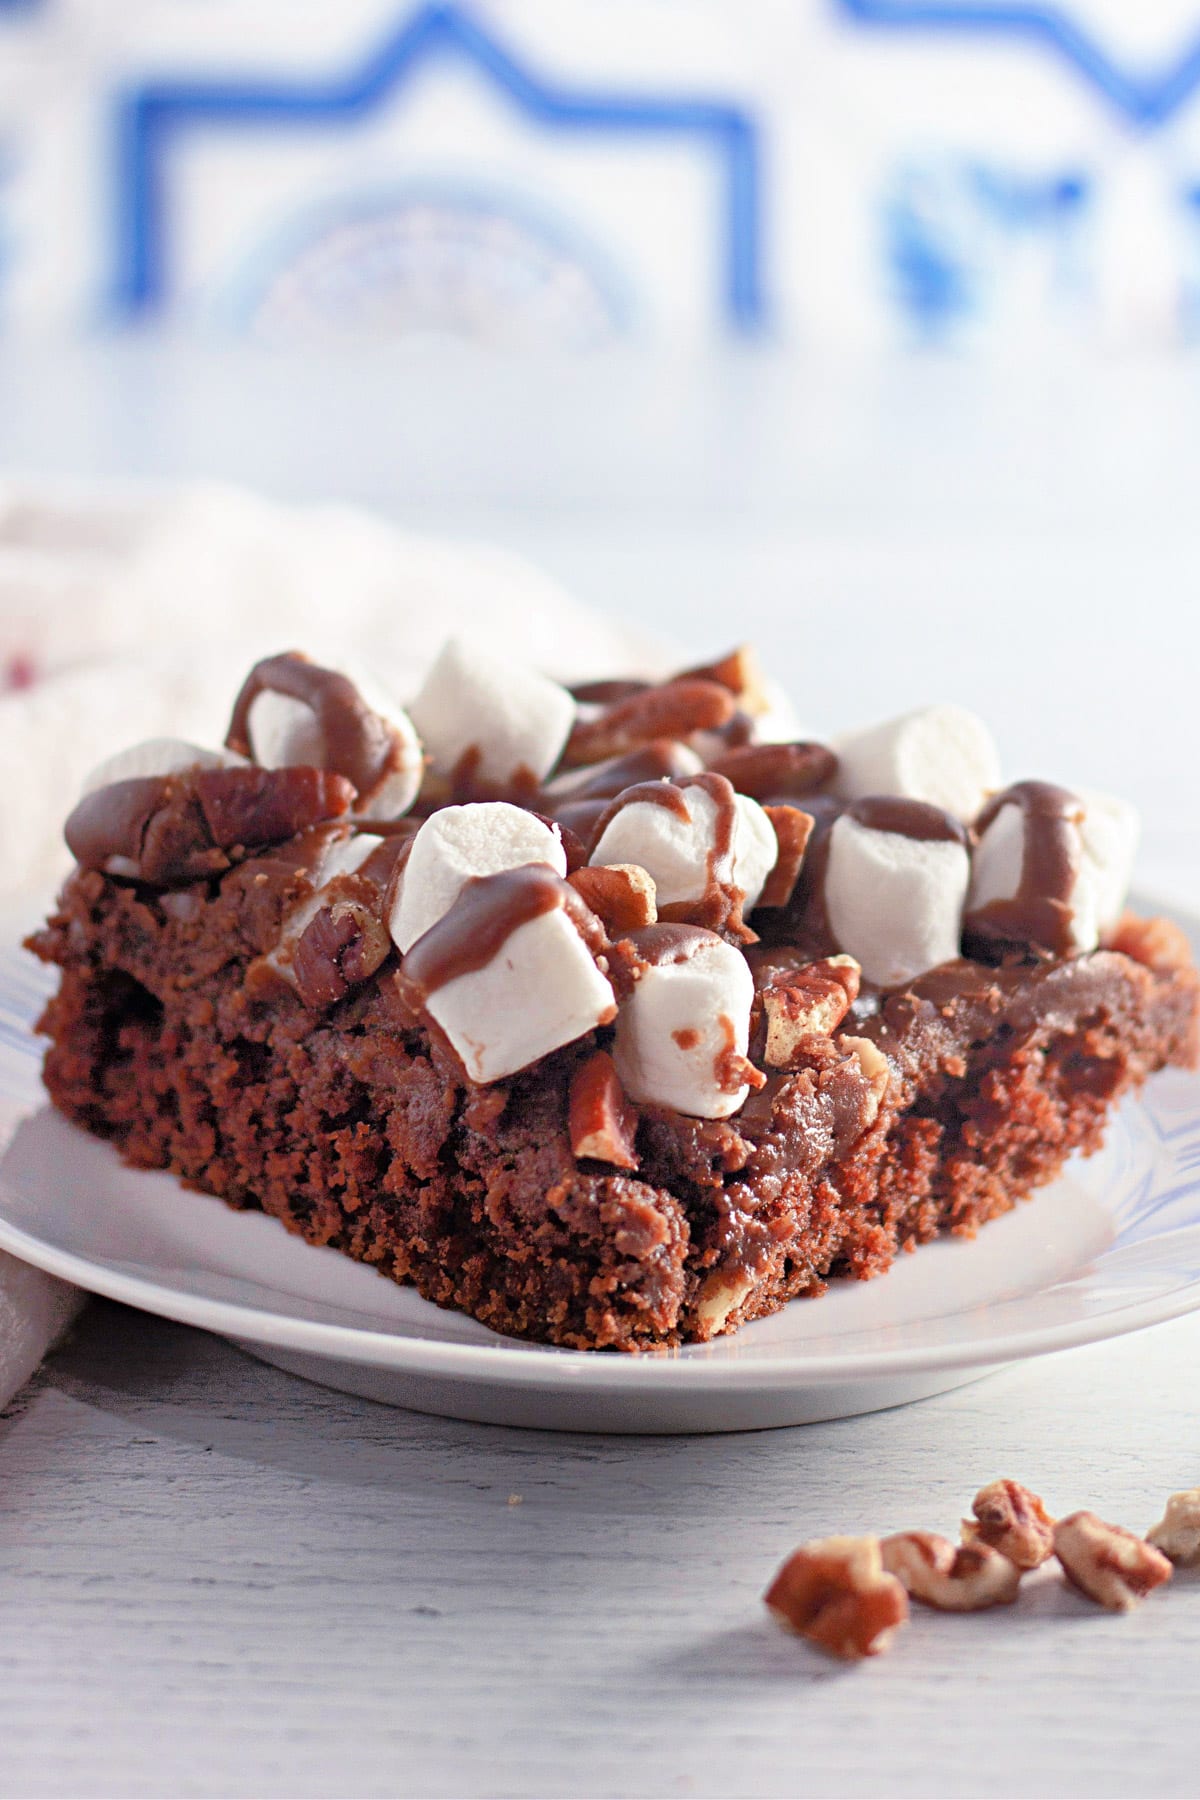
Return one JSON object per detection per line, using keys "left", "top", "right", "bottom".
{"left": 270, "top": 832, "right": 384, "bottom": 980}
{"left": 82, "top": 736, "right": 247, "bottom": 794}
{"left": 1078, "top": 788, "right": 1140, "bottom": 933}
{"left": 744, "top": 678, "right": 813, "bottom": 746}
{"left": 246, "top": 665, "right": 423, "bottom": 820}
{"left": 390, "top": 802, "right": 566, "bottom": 954}
{"left": 590, "top": 782, "right": 778, "bottom": 912}
{"left": 825, "top": 814, "right": 970, "bottom": 987}
{"left": 409, "top": 636, "right": 576, "bottom": 787}
{"left": 833, "top": 704, "right": 1001, "bottom": 823}
{"left": 613, "top": 929, "right": 755, "bottom": 1120}
{"left": 426, "top": 905, "right": 615, "bottom": 1085}
{"left": 969, "top": 787, "right": 1139, "bottom": 953}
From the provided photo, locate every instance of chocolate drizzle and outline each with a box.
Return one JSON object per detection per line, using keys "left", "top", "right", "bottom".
{"left": 226, "top": 651, "right": 406, "bottom": 805}
{"left": 847, "top": 796, "right": 968, "bottom": 844}
{"left": 404, "top": 864, "right": 606, "bottom": 997}
{"left": 965, "top": 780, "right": 1084, "bottom": 959}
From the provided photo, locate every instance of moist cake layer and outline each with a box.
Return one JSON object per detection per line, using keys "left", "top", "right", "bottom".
{"left": 29, "top": 864, "right": 1199, "bottom": 1351}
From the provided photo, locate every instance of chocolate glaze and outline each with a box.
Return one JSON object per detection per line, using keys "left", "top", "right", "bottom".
{"left": 848, "top": 796, "right": 967, "bottom": 844}
{"left": 226, "top": 651, "right": 406, "bottom": 805}
{"left": 404, "top": 864, "right": 605, "bottom": 996}
{"left": 635, "top": 921, "right": 720, "bottom": 965}
{"left": 964, "top": 780, "right": 1083, "bottom": 958}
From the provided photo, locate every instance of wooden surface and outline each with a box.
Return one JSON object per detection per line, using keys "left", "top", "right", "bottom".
{"left": 3, "top": 1298, "right": 1200, "bottom": 1799}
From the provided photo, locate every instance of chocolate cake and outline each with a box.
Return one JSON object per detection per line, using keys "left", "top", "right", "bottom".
{"left": 28, "top": 643, "right": 1200, "bottom": 1351}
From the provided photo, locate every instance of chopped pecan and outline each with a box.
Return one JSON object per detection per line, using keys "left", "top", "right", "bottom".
{"left": 761, "top": 957, "right": 860, "bottom": 1067}
{"left": 568, "top": 1049, "right": 639, "bottom": 1169}
{"left": 194, "top": 767, "right": 356, "bottom": 851}
{"left": 563, "top": 679, "right": 735, "bottom": 767}
{"left": 881, "top": 1531, "right": 1020, "bottom": 1611}
{"left": 962, "top": 1479, "right": 1055, "bottom": 1570}
{"left": 708, "top": 741, "right": 838, "bottom": 802}
{"left": 292, "top": 900, "right": 392, "bottom": 1009}
{"left": 679, "top": 644, "right": 768, "bottom": 708}
{"left": 757, "top": 806, "right": 813, "bottom": 910}
{"left": 1054, "top": 1511, "right": 1173, "bottom": 1612}
{"left": 1146, "top": 1489, "right": 1200, "bottom": 1567}
{"left": 1107, "top": 912, "right": 1195, "bottom": 974}
{"left": 568, "top": 863, "right": 657, "bottom": 936}
{"left": 765, "top": 1536, "right": 909, "bottom": 1661}
{"left": 841, "top": 1035, "right": 890, "bottom": 1130}
{"left": 64, "top": 766, "right": 354, "bottom": 887}
{"left": 693, "top": 1269, "right": 756, "bottom": 1335}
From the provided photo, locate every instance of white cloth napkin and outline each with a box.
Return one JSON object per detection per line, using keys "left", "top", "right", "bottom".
{"left": 0, "top": 480, "right": 672, "bottom": 1406}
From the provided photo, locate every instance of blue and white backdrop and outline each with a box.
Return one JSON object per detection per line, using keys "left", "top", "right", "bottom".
{"left": 4, "top": 0, "right": 1200, "bottom": 347}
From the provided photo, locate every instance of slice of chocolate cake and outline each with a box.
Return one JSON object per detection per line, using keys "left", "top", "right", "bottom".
{"left": 27, "top": 645, "right": 1200, "bottom": 1351}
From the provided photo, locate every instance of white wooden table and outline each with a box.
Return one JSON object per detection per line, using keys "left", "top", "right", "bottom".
{"left": 5, "top": 346, "right": 1200, "bottom": 1797}
{"left": 4, "top": 1300, "right": 1199, "bottom": 1799}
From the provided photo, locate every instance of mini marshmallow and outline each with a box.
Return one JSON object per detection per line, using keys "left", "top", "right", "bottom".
{"left": 408, "top": 636, "right": 576, "bottom": 786}
{"left": 421, "top": 896, "right": 615, "bottom": 1085}
{"left": 833, "top": 705, "right": 1001, "bottom": 823}
{"left": 1078, "top": 788, "right": 1140, "bottom": 934}
{"left": 590, "top": 779, "right": 779, "bottom": 913}
{"left": 247, "top": 664, "right": 423, "bottom": 819}
{"left": 613, "top": 927, "right": 756, "bottom": 1120}
{"left": 390, "top": 802, "right": 567, "bottom": 953}
{"left": 824, "top": 813, "right": 970, "bottom": 987}
{"left": 967, "top": 783, "right": 1139, "bottom": 954}
{"left": 82, "top": 737, "right": 247, "bottom": 794}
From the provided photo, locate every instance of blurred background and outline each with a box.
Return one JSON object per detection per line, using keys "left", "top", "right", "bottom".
{"left": 1, "top": 0, "right": 1198, "bottom": 899}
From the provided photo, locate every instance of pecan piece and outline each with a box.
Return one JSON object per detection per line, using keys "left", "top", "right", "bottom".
{"left": 765, "top": 1536, "right": 909, "bottom": 1660}
{"left": 563, "top": 678, "right": 735, "bottom": 767}
{"left": 841, "top": 1035, "right": 890, "bottom": 1130}
{"left": 962, "top": 1479, "right": 1055, "bottom": 1570}
{"left": 63, "top": 766, "right": 355, "bottom": 887}
{"left": 1146, "top": 1489, "right": 1200, "bottom": 1567}
{"left": 195, "top": 766, "right": 355, "bottom": 850}
{"left": 568, "top": 1049, "right": 639, "bottom": 1169}
{"left": 292, "top": 900, "right": 392, "bottom": 1009}
{"left": 678, "top": 644, "right": 767, "bottom": 706}
{"left": 568, "top": 863, "right": 657, "bottom": 936}
{"left": 760, "top": 955, "right": 860, "bottom": 1067}
{"left": 707, "top": 741, "right": 838, "bottom": 802}
{"left": 1054, "top": 1511, "right": 1173, "bottom": 1612}
{"left": 881, "top": 1531, "right": 1020, "bottom": 1611}
{"left": 1107, "top": 912, "right": 1195, "bottom": 974}
{"left": 757, "top": 805, "right": 813, "bottom": 910}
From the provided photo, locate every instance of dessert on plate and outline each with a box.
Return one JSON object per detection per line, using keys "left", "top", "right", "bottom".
{"left": 28, "top": 642, "right": 1200, "bottom": 1350}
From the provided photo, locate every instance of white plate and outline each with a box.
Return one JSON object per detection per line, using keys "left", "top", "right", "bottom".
{"left": 3, "top": 910, "right": 1200, "bottom": 1434}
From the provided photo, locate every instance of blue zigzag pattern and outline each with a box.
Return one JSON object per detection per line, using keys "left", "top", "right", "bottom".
{"left": 112, "top": 2, "right": 764, "bottom": 331}
{"left": 839, "top": 0, "right": 1200, "bottom": 128}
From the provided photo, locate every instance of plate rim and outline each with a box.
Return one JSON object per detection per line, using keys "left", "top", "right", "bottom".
{"left": 4, "top": 890, "right": 1200, "bottom": 1392}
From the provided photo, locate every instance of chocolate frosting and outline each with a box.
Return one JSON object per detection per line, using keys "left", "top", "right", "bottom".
{"left": 847, "top": 796, "right": 968, "bottom": 844}
{"left": 226, "top": 651, "right": 405, "bottom": 804}
{"left": 964, "top": 780, "right": 1084, "bottom": 958}
{"left": 404, "top": 864, "right": 606, "bottom": 997}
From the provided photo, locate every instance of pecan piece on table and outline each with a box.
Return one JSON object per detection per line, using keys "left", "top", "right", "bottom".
{"left": 765, "top": 1536, "right": 909, "bottom": 1660}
